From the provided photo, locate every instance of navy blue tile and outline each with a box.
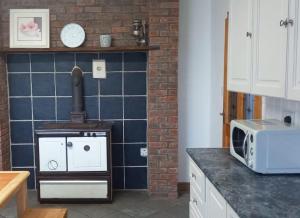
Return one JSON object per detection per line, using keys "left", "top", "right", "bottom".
{"left": 84, "top": 97, "right": 99, "bottom": 119}
{"left": 31, "top": 54, "right": 54, "bottom": 72}
{"left": 32, "top": 74, "right": 55, "bottom": 96}
{"left": 11, "top": 121, "right": 33, "bottom": 143}
{"left": 57, "top": 97, "right": 72, "bottom": 120}
{"left": 124, "top": 144, "right": 147, "bottom": 166}
{"left": 76, "top": 53, "right": 98, "bottom": 72}
{"left": 124, "top": 52, "right": 147, "bottom": 71}
{"left": 10, "top": 98, "right": 32, "bottom": 120}
{"left": 124, "top": 72, "right": 146, "bottom": 95}
{"left": 13, "top": 167, "right": 35, "bottom": 189}
{"left": 83, "top": 73, "right": 98, "bottom": 96}
{"left": 56, "top": 73, "right": 72, "bottom": 96}
{"left": 34, "top": 121, "right": 56, "bottom": 132}
{"left": 8, "top": 74, "right": 31, "bottom": 96}
{"left": 33, "top": 98, "right": 55, "bottom": 120}
{"left": 100, "top": 97, "right": 123, "bottom": 119}
{"left": 125, "top": 167, "right": 147, "bottom": 189}
{"left": 101, "top": 53, "right": 122, "bottom": 71}
{"left": 7, "top": 54, "right": 30, "bottom": 72}
{"left": 113, "top": 167, "right": 124, "bottom": 189}
{"left": 124, "top": 97, "right": 146, "bottom": 119}
{"left": 111, "top": 121, "right": 123, "bottom": 143}
{"left": 11, "top": 145, "right": 34, "bottom": 167}
{"left": 55, "top": 53, "right": 75, "bottom": 72}
{"left": 100, "top": 73, "right": 122, "bottom": 95}
{"left": 124, "top": 120, "right": 147, "bottom": 143}
{"left": 112, "top": 144, "right": 124, "bottom": 166}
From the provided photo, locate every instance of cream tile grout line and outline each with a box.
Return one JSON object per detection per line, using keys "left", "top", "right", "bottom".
{"left": 122, "top": 52, "right": 126, "bottom": 189}
{"left": 53, "top": 53, "right": 58, "bottom": 122}
{"left": 98, "top": 53, "right": 101, "bottom": 121}
{"left": 6, "top": 56, "right": 13, "bottom": 171}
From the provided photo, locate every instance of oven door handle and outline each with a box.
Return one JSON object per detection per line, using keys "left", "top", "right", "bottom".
{"left": 242, "top": 132, "right": 249, "bottom": 160}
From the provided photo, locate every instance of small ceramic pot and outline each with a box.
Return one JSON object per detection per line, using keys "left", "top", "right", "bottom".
{"left": 100, "top": 34, "right": 112, "bottom": 47}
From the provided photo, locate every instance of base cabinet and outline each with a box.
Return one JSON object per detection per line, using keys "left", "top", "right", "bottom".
{"left": 189, "top": 158, "right": 240, "bottom": 218}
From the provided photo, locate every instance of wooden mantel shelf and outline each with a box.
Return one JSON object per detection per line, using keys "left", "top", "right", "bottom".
{"left": 0, "top": 45, "right": 160, "bottom": 53}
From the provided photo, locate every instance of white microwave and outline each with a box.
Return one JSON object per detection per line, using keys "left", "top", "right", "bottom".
{"left": 230, "top": 119, "right": 300, "bottom": 174}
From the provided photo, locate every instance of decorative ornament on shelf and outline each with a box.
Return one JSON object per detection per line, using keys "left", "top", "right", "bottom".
{"left": 60, "top": 23, "right": 86, "bottom": 48}
{"left": 132, "top": 19, "right": 148, "bottom": 46}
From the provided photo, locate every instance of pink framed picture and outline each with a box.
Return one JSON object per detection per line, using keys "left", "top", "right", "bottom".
{"left": 10, "top": 9, "right": 49, "bottom": 48}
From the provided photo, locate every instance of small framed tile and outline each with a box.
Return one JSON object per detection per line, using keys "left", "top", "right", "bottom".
{"left": 7, "top": 54, "right": 30, "bottom": 72}
{"left": 11, "top": 145, "right": 34, "bottom": 167}
{"left": 8, "top": 74, "right": 31, "bottom": 96}
{"left": 32, "top": 73, "right": 55, "bottom": 96}
{"left": 31, "top": 53, "right": 54, "bottom": 72}
{"left": 13, "top": 167, "right": 35, "bottom": 189}
{"left": 10, "top": 98, "right": 32, "bottom": 120}
{"left": 124, "top": 144, "right": 147, "bottom": 166}
{"left": 33, "top": 98, "right": 55, "bottom": 120}
{"left": 111, "top": 121, "right": 123, "bottom": 143}
{"left": 57, "top": 97, "right": 72, "bottom": 120}
{"left": 76, "top": 53, "right": 98, "bottom": 72}
{"left": 10, "top": 121, "right": 33, "bottom": 143}
{"left": 124, "top": 72, "right": 146, "bottom": 95}
{"left": 100, "top": 73, "right": 122, "bottom": 95}
{"left": 100, "top": 53, "right": 122, "bottom": 71}
{"left": 84, "top": 97, "right": 99, "bottom": 119}
{"left": 125, "top": 167, "right": 147, "bottom": 189}
{"left": 55, "top": 53, "right": 75, "bottom": 72}
{"left": 124, "top": 52, "right": 147, "bottom": 71}
{"left": 83, "top": 73, "right": 99, "bottom": 96}
{"left": 113, "top": 167, "right": 124, "bottom": 189}
{"left": 56, "top": 73, "right": 72, "bottom": 96}
{"left": 124, "top": 120, "right": 147, "bottom": 143}
{"left": 124, "top": 97, "right": 146, "bottom": 119}
{"left": 112, "top": 144, "right": 124, "bottom": 166}
{"left": 100, "top": 97, "right": 123, "bottom": 119}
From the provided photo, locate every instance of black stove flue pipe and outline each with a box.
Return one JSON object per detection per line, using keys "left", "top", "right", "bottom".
{"left": 70, "top": 66, "right": 86, "bottom": 123}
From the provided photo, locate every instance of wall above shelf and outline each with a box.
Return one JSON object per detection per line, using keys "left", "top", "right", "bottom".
{"left": 0, "top": 45, "right": 160, "bottom": 54}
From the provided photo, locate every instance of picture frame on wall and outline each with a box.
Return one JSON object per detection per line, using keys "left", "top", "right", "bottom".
{"left": 10, "top": 9, "right": 50, "bottom": 48}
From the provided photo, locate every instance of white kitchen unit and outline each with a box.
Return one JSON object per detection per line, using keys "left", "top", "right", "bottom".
{"left": 252, "top": 0, "right": 288, "bottom": 97}
{"left": 227, "top": 0, "right": 253, "bottom": 93}
{"left": 228, "top": 0, "right": 292, "bottom": 98}
{"left": 189, "top": 157, "right": 240, "bottom": 218}
{"left": 288, "top": 0, "right": 300, "bottom": 101}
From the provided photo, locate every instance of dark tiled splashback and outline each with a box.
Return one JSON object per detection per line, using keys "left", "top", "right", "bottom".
{"left": 7, "top": 52, "right": 148, "bottom": 190}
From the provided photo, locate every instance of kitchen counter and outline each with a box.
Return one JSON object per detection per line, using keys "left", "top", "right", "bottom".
{"left": 186, "top": 148, "right": 300, "bottom": 218}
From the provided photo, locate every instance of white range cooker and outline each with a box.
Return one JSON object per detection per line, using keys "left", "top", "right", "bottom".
{"left": 35, "top": 122, "right": 112, "bottom": 203}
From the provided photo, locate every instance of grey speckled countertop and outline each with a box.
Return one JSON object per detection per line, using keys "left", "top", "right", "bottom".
{"left": 186, "top": 148, "right": 300, "bottom": 218}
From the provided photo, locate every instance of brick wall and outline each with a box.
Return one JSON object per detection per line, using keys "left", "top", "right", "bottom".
{"left": 0, "top": 0, "right": 179, "bottom": 198}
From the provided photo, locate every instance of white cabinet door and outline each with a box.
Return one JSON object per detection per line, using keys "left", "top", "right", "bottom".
{"left": 227, "top": 204, "right": 240, "bottom": 218}
{"left": 287, "top": 0, "right": 300, "bottom": 101}
{"left": 67, "top": 137, "right": 107, "bottom": 172}
{"left": 39, "top": 137, "right": 66, "bottom": 172}
{"left": 228, "top": 0, "right": 253, "bottom": 93}
{"left": 252, "top": 0, "right": 288, "bottom": 97}
{"left": 206, "top": 179, "right": 226, "bottom": 218}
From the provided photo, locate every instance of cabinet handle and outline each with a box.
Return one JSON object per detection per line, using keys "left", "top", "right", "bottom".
{"left": 280, "top": 19, "right": 294, "bottom": 28}
{"left": 246, "top": 32, "right": 252, "bottom": 38}
{"left": 192, "top": 173, "right": 196, "bottom": 179}
{"left": 193, "top": 199, "right": 198, "bottom": 205}
{"left": 67, "top": 142, "right": 73, "bottom": 147}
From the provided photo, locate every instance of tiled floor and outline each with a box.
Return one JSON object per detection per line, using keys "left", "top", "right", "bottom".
{"left": 0, "top": 191, "right": 189, "bottom": 218}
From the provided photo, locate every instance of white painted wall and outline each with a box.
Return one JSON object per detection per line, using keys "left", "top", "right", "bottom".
{"left": 178, "top": 0, "right": 230, "bottom": 182}
{"left": 178, "top": 0, "right": 212, "bottom": 182}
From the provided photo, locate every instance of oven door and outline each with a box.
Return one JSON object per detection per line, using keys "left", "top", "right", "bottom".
{"left": 67, "top": 137, "right": 107, "bottom": 172}
{"left": 230, "top": 126, "right": 249, "bottom": 165}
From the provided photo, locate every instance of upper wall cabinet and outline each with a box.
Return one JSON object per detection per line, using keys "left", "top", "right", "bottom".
{"left": 228, "top": 0, "right": 253, "bottom": 93}
{"left": 288, "top": 0, "right": 300, "bottom": 101}
{"left": 252, "top": 0, "right": 288, "bottom": 97}
{"left": 228, "top": 0, "right": 295, "bottom": 99}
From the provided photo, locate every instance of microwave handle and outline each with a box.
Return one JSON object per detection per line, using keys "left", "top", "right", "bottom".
{"left": 242, "top": 132, "right": 249, "bottom": 159}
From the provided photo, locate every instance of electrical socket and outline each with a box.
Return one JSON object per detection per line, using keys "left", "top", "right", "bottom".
{"left": 282, "top": 111, "right": 295, "bottom": 124}
{"left": 140, "top": 148, "right": 148, "bottom": 157}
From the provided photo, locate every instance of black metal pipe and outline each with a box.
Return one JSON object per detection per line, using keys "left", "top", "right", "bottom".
{"left": 71, "top": 67, "right": 83, "bottom": 113}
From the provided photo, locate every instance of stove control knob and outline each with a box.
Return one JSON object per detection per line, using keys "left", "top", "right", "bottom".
{"left": 67, "top": 142, "right": 73, "bottom": 147}
{"left": 87, "top": 132, "right": 91, "bottom": 137}
{"left": 92, "top": 133, "right": 96, "bottom": 137}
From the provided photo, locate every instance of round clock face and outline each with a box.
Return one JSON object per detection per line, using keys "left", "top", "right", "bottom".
{"left": 60, "top": 23, "right": 85, "bottom": 48}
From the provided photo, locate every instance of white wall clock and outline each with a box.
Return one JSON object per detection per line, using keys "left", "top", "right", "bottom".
{"left": 60, "top": 23, "right": 85, "bottom": 48}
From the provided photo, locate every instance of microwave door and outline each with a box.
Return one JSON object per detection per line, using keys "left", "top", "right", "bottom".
{"left": 232, "top": 127, "right": 246, "bottom": 158}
